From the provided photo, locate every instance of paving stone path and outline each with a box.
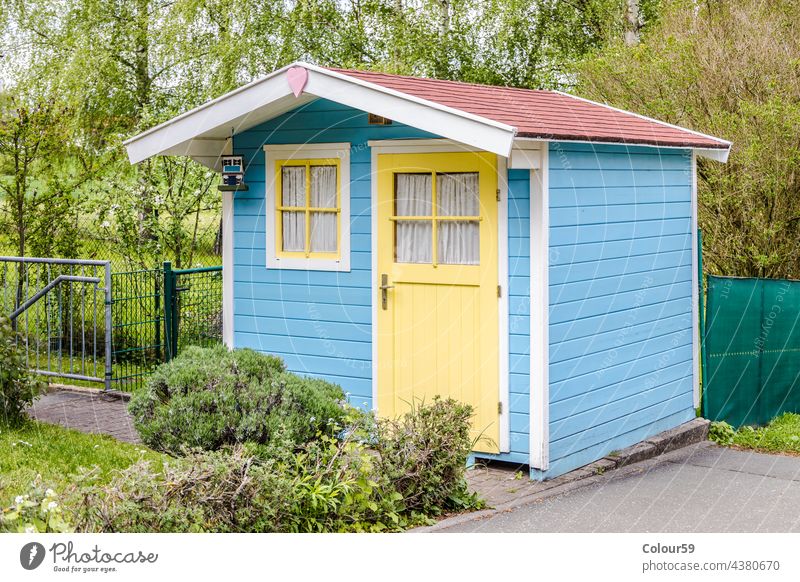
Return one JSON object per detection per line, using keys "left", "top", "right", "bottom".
{"left": 27, "top": 389, "right": 140, "bottom": 444}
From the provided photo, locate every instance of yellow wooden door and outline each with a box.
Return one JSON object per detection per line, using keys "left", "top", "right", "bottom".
{"left": 376, "top": 151, "right": 499, "bottom": 453}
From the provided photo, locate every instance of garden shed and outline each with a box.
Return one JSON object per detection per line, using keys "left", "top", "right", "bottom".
{"left": 124, "top": 63, "right": 731, "bottom": 479}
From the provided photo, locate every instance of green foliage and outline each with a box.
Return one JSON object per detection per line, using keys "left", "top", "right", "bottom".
{"left": 1, "top": 0, "right": 660, "bottom": 268}
{"left": 0, "top": 317, "right": 46, "bottom": 425}
{"left": 128, "top": 346, "right": 349, "bottom": 454}
{"left": 70, "top": 445, "right": 284, "bottom": 533}
{"left": 285, "top": 432, "right": 406, "bottom": 532}
{"left": 728, "top": 413, "right": 800, "bottom": 454}
{"left": 70, "top": 398, "right": 481, "bottom": 532}
{"left": 70, "top": 437, "right": 405, "bottom": 533}
{"left": 578, "top": 0, "right": 800, "bottom": 278}
{"left": 0, "top": 480, "right": 74, "bottom": 533}
{"left": 708, "top": 420, "right": 735, "bottom": 446}
{"left": 5, "top": 398, "right": 481, "bottom": 532}
{"left": 375, "top": 396, "right": 483, "bottom": 516}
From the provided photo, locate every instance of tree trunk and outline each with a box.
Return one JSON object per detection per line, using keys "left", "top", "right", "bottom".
{"left": 624, "top": 0, "right": 640, "bottom": 46}
{"left": 133, "top": 0, "right": 151, "bottom": 113}
{"left": 133, "top": 0, "right": 156, "bottom": 245}
{"left": 213, "top": 217, "right": 223, "bottom": 256}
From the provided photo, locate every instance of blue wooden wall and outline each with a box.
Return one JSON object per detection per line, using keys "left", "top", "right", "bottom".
{"left": 231, "top": 103, "right": 696, "bottom": 477}
{"left": 534, "top": 141, "right": 696, "bottom": 479}
{"left": 231, "top": 99, "right": 434, "bottom": 412}
{"left": 476, "top": 169, "right": 531, "bottom": 464}
{"left": 231, "top": 98, "right": 531, "bottom": 465}
{"left": 508, "top": 169, "right": 532, "bottom": 462}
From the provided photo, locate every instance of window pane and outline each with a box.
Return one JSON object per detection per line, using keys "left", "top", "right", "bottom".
{"left": 310, "top": 166, "right": 337, "bottom": 208}
{"left": 310, "top": 211, "right": 337, "bottom": 253}
{"left": 438, "top": 221, "right": 479, "bottom": 265}
{"left": 437, "top": 172, "right": 479, "bottom": 216}
{"left": 396, "top": 221, "right": 432, "bottom": 264}
{"left": 281, "top": 166, "right": 305, "bottom": 206}
{"left": 282, "top": 211, "right": 305, "bottom": 252}
{"left": 395, "top": 173, "right": 432, "bottom": 216}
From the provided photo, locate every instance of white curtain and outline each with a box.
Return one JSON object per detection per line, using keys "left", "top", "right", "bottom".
{"left": 281, "top": 166, "right": 305, "bottom": 252}
{"left": 395, "top": 173, "right": 432, "bottom": 263}
{"left": 437, "top": 173, "right": 480, "bottom": 265}
{"left": 310, "top": 165, "right": 337, "bottom": 253}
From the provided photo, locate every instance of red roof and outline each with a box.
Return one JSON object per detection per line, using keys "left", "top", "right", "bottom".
{"left": 327, "top": 68, "right": 729, "bottom": 150}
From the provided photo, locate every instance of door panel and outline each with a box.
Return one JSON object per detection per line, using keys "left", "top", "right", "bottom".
{"left": 376, "top": 152, "right": 500, "bottom": 453}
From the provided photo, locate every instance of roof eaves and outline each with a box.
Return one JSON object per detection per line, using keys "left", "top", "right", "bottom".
{"left": 515, "top": 131, "right": 730, "bottom": 149}
{"left": 123, "top": 62, "right": 299, "bottom": 147}
{"left": 553, "top": 90, "right": 732, "bottom": 150}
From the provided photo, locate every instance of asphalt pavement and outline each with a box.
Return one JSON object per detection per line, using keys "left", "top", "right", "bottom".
{"left": 440, "top": 442, "right": 800, "bottom": 532}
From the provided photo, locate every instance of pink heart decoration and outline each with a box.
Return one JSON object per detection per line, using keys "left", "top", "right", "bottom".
{"left": 286, "top": 66, "right": 308, "bottom": 98}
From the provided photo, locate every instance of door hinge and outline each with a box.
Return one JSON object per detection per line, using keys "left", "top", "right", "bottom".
{"left": 498, "top": 401, "right": 503, "bottom": 414}
{"left": 497, "top": 284, "right": 502, "bottom": 298}
{"left": 496, "top": 188, "right": 501, "bottom": 202}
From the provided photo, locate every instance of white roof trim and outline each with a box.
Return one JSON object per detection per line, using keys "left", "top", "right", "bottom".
{"left": 514, "top": 136, "right": 730, "bottom": 162}
{"left": 124, "top": 62, "right": 517, "bottom": 166}
{"left": 554, "top": 91, "right": 732, "bottom": 151}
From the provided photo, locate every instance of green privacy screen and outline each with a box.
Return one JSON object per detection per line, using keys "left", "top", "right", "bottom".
{"left": 704, "top": 275, "right": 800, "bottom": 426}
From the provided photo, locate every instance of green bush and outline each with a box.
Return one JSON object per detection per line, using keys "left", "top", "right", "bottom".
{"left": 708, "top": 420, "right": 736, "bottom": 446}
{"left": 128, "top": 346, "right": 349, "bottom": 455}
{"left": 70, "top": 445, "right": 286, "bottom": 533}
{"left": 0, "top": 316, "right": 46, "bottom": 425}
{"left": 71, "top": 432, "right": 405, "bottom": 533}
{"left": 375, "top": 396, "right": 483, "bottom": 516}
{"left": 9, "top": 398, "right": 482, "bottom": 532}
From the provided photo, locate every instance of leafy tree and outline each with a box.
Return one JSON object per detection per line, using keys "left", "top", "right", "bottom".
{"left": 577, "top": 0, "right": 800, "bottom": 278}
{"left": 0, "top": 89, "right": 92, "bottom": 260}
{"left": 2, "top": 0, "right": 654, "bottom": 269}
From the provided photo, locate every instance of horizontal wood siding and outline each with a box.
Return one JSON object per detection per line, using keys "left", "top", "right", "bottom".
{"left": 476, "top": 169, "right": 531, "bottom": 464}
{"left": 539, "top": 142, "right": 696, "bottom": 478}
{"left": 232, "top": 99, "right": 433, "bottom": 411}
{"left": 508, "top": 169, "right": 532, "bottom": 462}
{"left": 232, "top": 98, "right": 530, "bottom": 464}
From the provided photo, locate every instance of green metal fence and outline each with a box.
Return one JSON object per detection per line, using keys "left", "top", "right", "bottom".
{"left": 110, "top": 267, "right": 164, "bottom": 391}
{"left": 164, "top": 263, "right": 224, "bottom": 360}
{"left": 703, "top": 275, "right": 800, "bottom": 427}
{"left": 111, "top": 262, "right": 222, "bottom": 391}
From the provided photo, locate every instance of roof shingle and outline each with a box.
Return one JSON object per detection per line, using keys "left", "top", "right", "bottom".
{"left": 327, "top": 68, "right": 729, "bottom": 150}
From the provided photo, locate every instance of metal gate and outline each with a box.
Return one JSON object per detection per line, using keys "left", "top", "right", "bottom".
{"left": 1, "top": 256, "right": 221, "bottom": 393}
{"left": 0, "top": 257, "right": 112, "bottom": 390}
{"left": 110, "top": 266, "right": 165, "bottom": 391}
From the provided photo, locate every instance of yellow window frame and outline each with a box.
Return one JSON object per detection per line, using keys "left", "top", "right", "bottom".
{"left": 275, "top": 158, "right": 341, "bottom": 260}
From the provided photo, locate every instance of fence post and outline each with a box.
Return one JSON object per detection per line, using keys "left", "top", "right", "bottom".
{"left": 163, "top": 261, "right": 175, "bottom": 362}
{"left": 104, "top": 262, "right": 112, "bottom": 391}
{"left": 154, "top": 271, "right": 162, "bottom": 362}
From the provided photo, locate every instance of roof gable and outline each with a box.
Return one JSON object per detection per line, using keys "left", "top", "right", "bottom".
{"left": 124, "top": 62, "right": 730, "bottom": 168}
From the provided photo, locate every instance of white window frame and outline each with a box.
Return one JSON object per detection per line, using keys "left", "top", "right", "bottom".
{"left": 264, "top": 142, "right": 351, "bottom": 272}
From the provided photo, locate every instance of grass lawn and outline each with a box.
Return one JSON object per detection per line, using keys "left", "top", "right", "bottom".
{"left": 728, "top": 413, "right": 800, "bottom": 455}
{"left": 0, "top": 420, "right": 164, "bottom": 506}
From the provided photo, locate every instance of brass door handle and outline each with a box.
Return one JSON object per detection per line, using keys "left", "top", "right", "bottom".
{"left": 380, "top": 273, "right": 394, "bottom": 310}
